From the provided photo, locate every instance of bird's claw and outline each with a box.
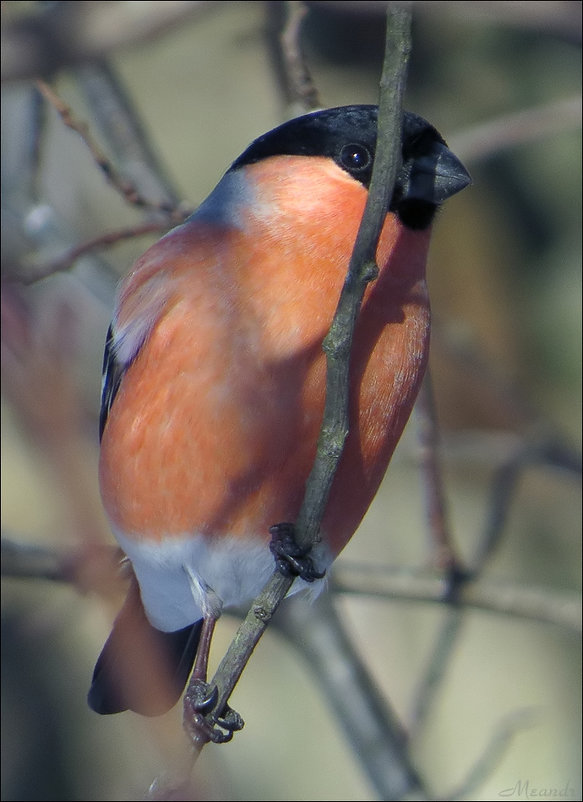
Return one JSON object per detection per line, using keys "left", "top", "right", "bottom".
{"left": 216, "top": 705, "right": 244, "bottom": 733}
{"left": 269, "top": 522, "right": 326, "bottom": 582}
{"left": 183, "top": 679, "right": 244, "bottom": 746}
{"left": 185, "top": 678, "right": 219, "bottom": 714}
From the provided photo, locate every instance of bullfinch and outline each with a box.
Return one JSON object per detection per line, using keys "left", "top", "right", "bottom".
{"left": 88, "top": 104, "right": 470, "bottom": 717}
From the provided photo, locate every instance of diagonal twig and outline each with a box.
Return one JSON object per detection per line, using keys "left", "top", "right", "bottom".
{"left": 164, "top": 2, "right": 417, "bottom": 789}
{"left": 35, "top": 79, "right": 182, "bottom": 217}
{"left": 20, "top": 221, "right": 182, "bottom": 285}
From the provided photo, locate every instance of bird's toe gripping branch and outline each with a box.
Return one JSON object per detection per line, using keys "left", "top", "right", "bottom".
{"left": 183, "top": 679, "right": 244, "bottom": 745}
{"left": 269, "top": 522, "right": 326, "bottom": 582}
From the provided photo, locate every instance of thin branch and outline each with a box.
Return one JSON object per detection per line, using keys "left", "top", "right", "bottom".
{"left": 410, "top": 431, "right": 582, "bottom": 731}
{"left": 265, "top": 1, "right": 322, "bottom": 115}
{"left": 23, "top": 86, "right": 46, "bottom": 203}
{"left": 472, "top": 436, "right": 582, "bottom": 571}
{"left": 0, "top": 535, "right": 127, "bottom": 599}
{"left": 293, "top": 4, "right": 412, "bottom": 553}
{"left": 410, "top": 607, "right": 463, "bottom": 733}
{"left": 4, "top": 537, "right": 578, "bottom": 634}
{"left": 1, "top": 535, "right": 72, "bottom": 583}
{"left": 448, "top": 708, "right": 539, "bottom": 800}
{"left": 332, "top": 563, "right": 582, "bottom": 634}
{"left": 14, "top": 62, "right": 193, "bottom": 285}
{"left": 450, "top": 96, "right": 582, "bottom": 164}
{"left": 20, "top": 221, "right": 182, "bottom": 285}
{"left": 75, "top": 61, "right": 183, "bottom": 209}
{"left": 35, "top": 80, "right": 181, "bottom": 217}
{"left": 172, "top": 0, "right": 415, "bottom": 775}
{"left": 280, "top": 1, "right": 322, "bottom": 112}
{"left": 274, "top": 592, "right": 427, "bottom": 801}
{"left": 416, "top": 370, "right": 463, "bottom": 577}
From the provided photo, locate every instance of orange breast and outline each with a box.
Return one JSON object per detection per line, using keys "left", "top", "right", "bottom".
{"left": 99, "top": 158, "right": 431, "bottom": 556}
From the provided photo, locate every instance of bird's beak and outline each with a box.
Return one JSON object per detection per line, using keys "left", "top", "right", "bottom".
{"left": 403, "top": 141, "right": 471, "bottom": 205}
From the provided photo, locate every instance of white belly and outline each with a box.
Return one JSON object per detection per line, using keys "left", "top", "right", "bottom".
{"left": 114, "top": 529, "right": 331, "bottom": 631}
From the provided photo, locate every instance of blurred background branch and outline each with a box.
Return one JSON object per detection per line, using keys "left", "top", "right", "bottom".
{"left": 1, "top": 1, "right": 220, "bottom": 83}
{"left": 3, "top": 535, "right": 579, "bottom": 633}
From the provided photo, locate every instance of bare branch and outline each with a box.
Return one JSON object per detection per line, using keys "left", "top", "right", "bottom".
{"left": 75, "top": 61, "right": 183, "bottom": 209}
{"left": 0, "top": 535, "right": 127, "bottom": 600}
{"left": 166, "top": 3, "right": 417, "bottom": 785}
{"left": 20, "top": 221, "right": 183, "bottom": 285}
{"left": 280, "top": 2, "right": 322, "bottom": 112}
{"left": 5, "top": 536, "right": 578, "bottom": 633}
{"left": 416, "top": 370, "right": 463, "bottom": 576}
{"left": 35, "top": 80, "right": 181, "bottom": 216}
{"left": 275, "top": 591, "right": 427, "bottom": 800}
{"left": 410, "top": 428, "right": 582, "bottom": 731}
{"left": 1, "top": 535, "right": 71, "bottom": 583}
{"left": 448, "top": 709, "right": 539, "bottom": 800}
{"left": 450, "top": 96, "right": 582, "bottom": 164}
{"left": 265, "top": 1, "right": 322, "bottom": 115}
{"left": 332, "top": 563, "right": 582, "bottom": 634}
{"left": 293, "top": 3, "right": 412, "bottom": 552}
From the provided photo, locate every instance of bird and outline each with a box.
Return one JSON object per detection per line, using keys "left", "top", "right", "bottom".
{"left": 88, "top": 104, "right": 470, "bottom": 719}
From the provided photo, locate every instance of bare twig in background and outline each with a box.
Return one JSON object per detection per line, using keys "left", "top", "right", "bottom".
{"left": 18, "top": 59, "right": 195, "bottom": 285}
{"left": 280, "top": 1, "right": 322, "bottom": 112}
{"left": 411, "top": 427, "right": 583, "bottom": 732}
{"left": 474, "top": 436, "right": 582, "bottom": 569}
{"left": 19, "top": 85, "right": 46, "bottom": 203}
{"left": 5, "top": 536, "right": 578, "bottom": 633}
{"left": 416, "top": 370, "right": 463, "bottom": 577}
{"left": 332, "top": 563, "right": 581, "bottom": 634}
{"left": 0, "top": 534, "right": 125, "bottom": 599}
{"left": 265, "top": 0, "right": 322, "bottom": 115}
{"left": 35, "top": 80, "right": 180, "bottom": 216}
{"left": 448, "top": 709, "right": 539, "bottom": 801}
{"left": 75, "top": 61, "right": 184, "bottom": 210}
{"left": 20, "top": 221, "right": 179, "bottom": 285}
{"left": 275, "top": 591, "right": 426, "bottom": 800}
{"left": 1, "top": 535, "right": 74, "bottom": 583}
{"left": 450, "top": 95, "right": 582, "bottom": 164}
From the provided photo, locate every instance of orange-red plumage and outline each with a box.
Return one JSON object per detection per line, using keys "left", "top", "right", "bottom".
{"left": 89, "top": 105, "right": 469, "bottom": 716}
{"left": 100, "top": 159, "right": 430, "bottom": 547}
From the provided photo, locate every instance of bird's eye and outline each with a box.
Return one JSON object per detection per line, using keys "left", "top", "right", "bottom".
{"left": 339, "top": 143, "right": 372, "bottom": 172}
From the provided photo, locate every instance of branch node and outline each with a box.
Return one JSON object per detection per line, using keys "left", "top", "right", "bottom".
{"left": 252, "top": 605, "right": 273, "bottom": 624}
{"left": 362, "top": 259, "right": 380, "bottom": 283}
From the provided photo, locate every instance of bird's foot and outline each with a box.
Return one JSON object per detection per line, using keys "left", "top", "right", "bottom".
{"left": 269, "top": 522, "right": 326, "bottom": 582}
{"left": 183, "top": 679, "right": 244, "bottom": 746}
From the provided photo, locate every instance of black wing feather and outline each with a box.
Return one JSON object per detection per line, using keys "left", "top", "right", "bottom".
{"left": 88, "top": 578, "right": 203, "bottom": 716}
{"left": 99, "top": 323, "right": 126, "bottom": 441}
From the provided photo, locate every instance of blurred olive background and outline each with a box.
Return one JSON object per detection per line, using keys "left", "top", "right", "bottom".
{"left": 1, "top": 2, "right": 581, "bottom": 800}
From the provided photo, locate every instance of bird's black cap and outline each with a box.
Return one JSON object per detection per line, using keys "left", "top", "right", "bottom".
{"left": 231, "top": 105, "right": 471, "bottom": 230}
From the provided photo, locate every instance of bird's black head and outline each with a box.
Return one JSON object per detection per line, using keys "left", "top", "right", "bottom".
{"left": 231, "top": 105, "right": 470, "bottom": 231}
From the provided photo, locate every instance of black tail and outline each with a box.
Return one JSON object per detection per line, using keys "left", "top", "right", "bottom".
{"left": 88, "top": 579, "right": 202, "bottom": 716}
